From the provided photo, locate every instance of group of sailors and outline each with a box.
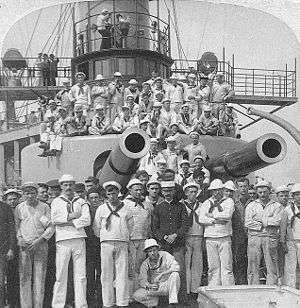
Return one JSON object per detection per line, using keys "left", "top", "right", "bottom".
{"left": 37, "top": 69, "right": 238, "bottom": 157}
{"left": 1, "top": 156, "right": 300, "bottom": 307}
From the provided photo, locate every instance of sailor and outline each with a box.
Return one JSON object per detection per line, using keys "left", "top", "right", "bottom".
{"left": 69, "top": 72, "right": 92, "bottom": 114}
{"left": 190, "top": 169, "right": 210, "bottom": 202}
{"left": 182, "top": 131, "right": 207, "bottom": 163}
{"left": 182, "top": 182, "right": 204, "bottom": 297}
{"left": 124, "top": 79, "right": 140, "bottom": 104}
{"left": 276, "top": 185, "right": 290, "bottom": 208}
{"left": 178, "top": 103, "right": 197, "bottom": 135}
{"left": 160, "top": 136, "right": 180, "bottom": 173}
{"left": 95, "top": 9, "right": 112, "bottom": 50}
{"left": 192, "top": 155, "right": 210, "bottom": 185}
{"left": 3, "top": 188, "right": 22, "bottom": 209}
{"left": 55, "top": 78, "right": 73, "bottom": 116}
{"left": 86, "top": 187, "right": 103, "bottom": 307}
{"left": 145, "top": 177, "right": 163, "bottom": 208}
{"left": 156, "top": 99, "right": 177, "bottom": 138}
{"left": 199, "top": 179, "right": 235, "bottom": 286}
{"left": 66, "top": 104, "right": 89, "bottom": 136}
{"left": 89, "top": 103, "right": 111, "bottom": 135}
{"left": 196, "top": 105, "right": 219, "bottom": 136}
{"left": 93, "top": 181, "right": 134, "bottom": 308}
{"left": 184, "top": 73, "right": 199, "bottom": 102}
{"left": 219, "top": 103, "right": 240, "bottom": 138}
{"left": 112, "top": 105, "right": 137, "bottom": 133}
{"left": 138, "top": 138, "right": 160, "bottom": 176}
{"left": 108, "top": 71, "right": 124, "bottom": 117}
{"left": 153, "top": 157, "right": 168, "bottom": 181}
{"left": 37, "top": 182, "right": 49, "bottom": 203}
{"left": 91, "top": 74, "right": 109, "bottom": 107}
{"left": 232, "top": 177, "right": 250, "bottom": 285}
{"left": 166, "top": 74, "right": 184, "bottom": 113}
{"left": 46, "top": 179, "right": 62, "bottom": 203}
{"left": 0, "top": 190, "right": 16, "bottom": 308}
{"left": 176, "top": 160, "right": 192, "bottom": 187}
{"left": 15, "top": 182, "right": 54, "bottom": 308}
{"left": 281, "top": 183, "right": 300, "bottom": 288}
{"left": 245, "top": 180, "right": 283, "bottom": 285}
{"left": 74, "top": 182, "right": 87, "bottom": 200}
{"left": 133, "top": 239, "right": 180, "bottom": 308}
{"left": 152, "top": 181, "right": 189, "bottom": 294}
{"left": 84, "top": 176, "right": 101, "bottom": 192}
{"left": 51, "top": 174, "right": 91, "bottom": 308}
{"left": 124, "top": 179, "right": 153, "bottom": 298}
{"left": 211, "top": 72, "right": 235, "bottom": 118}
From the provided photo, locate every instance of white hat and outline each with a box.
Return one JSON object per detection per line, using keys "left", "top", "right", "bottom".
{"left": 155, "top": 77, "right": 163, "bottom": 82}
{"left": 103, "top": 181, "right": 122, "bottom": 191}
{"left": 146, "top": 177, "right": 161, "bottom": 187}
{"left": 3, "top": 188, "right": 21, "bottom": 198}
{"left": 126, "top": 94, "right": 134, "bottom": 99}
{"left": 126, "top": 179, "right": 143, "bottom": 189}
{"left": 102, "top": 9, "right": 109, "bottom": 14}
{"left": 179, "top": 159, "right": 190, "bottom": 166}
{"left": 140, "top": 118, "right": 150, "bottom": 125}
{"left": 162, "top": 99, "right": 171, "bottom": 103}
{"left": 95, "top": 74, "right": 104, "bottom": 80}
{"left": 156, "top": 157, "right": 167, "bottom": 165}
{"left": 129, "top": 79, "right": 138, "bottom": 85}
{"left": 22, "top": 182, "right": 39, "bottom": 190}
{"left": 189, "top": 131, "right": 199, "bottom": 137}
{"left": 183, "top": 182, "right": 200, "bottom": 191}
{"left": 170, "top": 73, "right": 178, "bottom": 80}
{"left": 216, "top": 72, "right": 225, "bottom": 77}
{"left": 75, "top": 72, "right": 86, "bottom": 78}
{"left": 227, "top": 103, "right": 233, "bottom": 108}
{"left": 144, "top": 238, "right": 160, "bottom": 251}
{"left": 224, "top": 180, "right": 237, "bottom": 191}
{"left": 150, "top": 138, "right": 158, "bottom": 144}
{"left": 95, "top": 103, "right": 105, "bottom": 110}
{"left": 59, "top": 174, "right": 75, "bottom": 183}
{"left": 161, "top": 181, "right": 175, "bottom": 188}
{"left": 121, "top": 105, "right": 130, "bottom": 110}
{"left": 165, "top": 136, "right": 177, "bottom": 143}
{"left": 254, "top": 180, "right": 271, "bottom": 189}
{"left": 193, "top": 155, "right": 204, "bottom": 162}
{"left": 153, "top": 101, "right": 162, "bottom": 108}
{"left": 208, "top": 179, "right": 223, "bottom": 190}
{"left": 275, "top": 185, "right": 290, "bottom": 194}
{"left": 178, "top": 75, "right": 186, "bottom": 81}
{"left": 114, "top": 72, "right": 122, "bottom": 77}
{"left": 291, "top": 183, "right": 300, "bottom": 194}
{"left": 182, "top": 103, "right": 190, "bottom": 109}
{"left": 203, "top": 105, "right": 212, "bottom": 112}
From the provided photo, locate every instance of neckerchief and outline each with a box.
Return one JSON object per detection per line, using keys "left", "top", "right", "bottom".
{"left": 180, "top": 173, "right": 192, "bottom": 187}
{"left": 290, "top": 202, "right": 300, "bottom": 227}
{"left": 208, "top": 198, "right": 224, "bottom": 213}
{"left": 184, "top": 200, "right": 201, "bottom": 226}
{"left": 96, "top": 115, "right": 105, "bottom": 128}
{"left": 59, "top": 195, "right": 80, "bottom": 213}
{"left": 147, "top": 255, "right": 163, "bottom": 283}
{"left": 126, "top": 196, "right": 144, "bottom": 208}
{"left": 147, "top": 153, "right": 157, "bottom": 164}
{"left": 77, "top": 83, "right": 85, "bottom": 95}
{"left": 105, "top": 202, "right": 124, "bottom": 230}
{"left": 181, "top": 113, "right": 190, "bottom": 126}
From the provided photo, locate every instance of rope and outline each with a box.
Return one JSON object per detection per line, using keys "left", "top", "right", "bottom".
{"left": 25, "top": 9, "right": 43, "bottom": 57}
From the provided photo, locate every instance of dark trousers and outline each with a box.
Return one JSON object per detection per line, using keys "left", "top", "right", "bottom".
{"left": 232, "top": 237, "right": 248, "bottom": 285}
{"left": 7, "top": 256, "right": 20, "bottom": 308}
{"left": 86, "top": 241, "right": 101, "bottom": 307}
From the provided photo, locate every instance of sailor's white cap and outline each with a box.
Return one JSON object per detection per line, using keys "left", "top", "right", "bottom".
{"left": 203, "top": 105, "right": 212, "bottom": 112}
{"left": 291, "top": 183, "right": 300, "bottom": 194}
{"left": 179, "top": 159, "right": 190, "bottom": 166}
{"left": 59, "top": 174, "right": 75, "bottom": 183}
{"left": 183, "top": 182, "right": 200, "bottom": 191}
{"left": 275, "top": 185, "right": 290, "bottom": 194}
{"left": 224, "top": 180, "right": 237, "bottom": 191}
{"left": 95, "top": 74, "right": 104, "bottom": 80}
{"left": 146, "top": 177, "right": 161, "bottom": 187}
{"left": 144, "top": 238, "right": 160, "bottom": 251}
{"left": 129, "top": 79, "right": 138, "bottom": 85}
{"left": 161, "top": 181, "right": 175, "bottom": 188}
{"left": 103, "top": 181, "right": 122, "bottom": 191}
{"left": 114, "top": 72, "right": 122, "bottom": 77}
{"left": 75, "top": 72, "right": 86, "bottom": 78}
{"left": 208, "top": 179, "right": 223, "bottom": 190}
{"left": 254, "top": 180, "right": 271, "bottom": 189}
{"left": 126, "top": 179, "right": 143, "bottom": 189}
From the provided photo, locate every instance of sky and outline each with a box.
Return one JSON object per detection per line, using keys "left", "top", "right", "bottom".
{"left": 0, "top": 0, "right": 299, "bottom": 185}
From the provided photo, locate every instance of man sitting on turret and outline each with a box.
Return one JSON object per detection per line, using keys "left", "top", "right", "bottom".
{"left": 108, "top": 72, "right": 124, "bottom": 117}
{"left": 219, "top": 103, "right": 240, "bottom": 138}
{"left": 112, "top": 105, "right": 138, "bottom": 133}
{"left": 66, "top": 104, "right": 89, "bottom": 136}
{"left": 138, "top": 138, "right": 160, "bottom": 176}
{"left": 124, "top": 79, "right": 140, "bottom": 104}
{"left": 196, "top": 105, "right": 219, "bottom": 136}
{"left": 178, "top": 103, "right": 197, "bottom": 135}
{"left": 156, "top": 99, "right": 178, "bottom": 138}
{"left": 182, "top": 131, "right": 207, "bottom": 163}
{"left": 89, "top": 103, "right": 111, "bottom": 135}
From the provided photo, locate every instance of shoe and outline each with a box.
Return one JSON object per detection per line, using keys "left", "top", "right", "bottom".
{"left": 38, "top": 142, "right": 48, "bottom": 149}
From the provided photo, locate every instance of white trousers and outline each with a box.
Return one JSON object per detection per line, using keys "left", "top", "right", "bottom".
{"left": 133, "top": 272, "right": 180, "bottom": 307}
{"left": 206, "top": 236, "right": 235, "bottom": 286}
{"left": 283, "top": 240, "right": 300, "bottom": 288}
{"left": 19, "top": 242, "right": 48, "bottom": 308}
{"left": 185, "top": 235, "right": 203, "bottom": 293}
{"left": 52, "top": 238, "right": 87, "bottom": 308}
{"left": 101, "top": 241, "right": 129, "bottom": 307}
{"left": 49, "top": 134, "right": 63, "bottom": 151}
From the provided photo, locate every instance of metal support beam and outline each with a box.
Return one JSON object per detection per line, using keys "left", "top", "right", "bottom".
{"left": 0, "top": 144, "right": 5, "bottom": 186}
{"left": 13, "top": 140, "right": 20, "bottom": 185}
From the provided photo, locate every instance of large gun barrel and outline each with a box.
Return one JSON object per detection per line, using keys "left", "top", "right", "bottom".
{"left": 206, "top": 133, "right": 287, "bottom": 177}
{"left": 98, "top": 128, "right": 150, "bottom": 187}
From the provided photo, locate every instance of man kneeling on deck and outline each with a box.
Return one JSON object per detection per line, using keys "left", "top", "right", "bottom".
{"left": 133, "top": 239, "right": 180, "bottom": 308}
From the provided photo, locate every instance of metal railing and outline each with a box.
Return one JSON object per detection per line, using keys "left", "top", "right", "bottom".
{"left": 74, "top": 10, "right": 171, "bottom": 57}
{"left": 0, "top": 57, "right": 72, "bottom": 88}
{"left": 171, "top": 59, "right": 297, "bottom": 99}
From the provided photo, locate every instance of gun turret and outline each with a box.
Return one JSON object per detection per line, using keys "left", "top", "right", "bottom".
{"left": 98, "top": 128, "right": 150, "bottom": 187}
{"left": 206, "top": 133, "right": 287, "bottom": 178}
